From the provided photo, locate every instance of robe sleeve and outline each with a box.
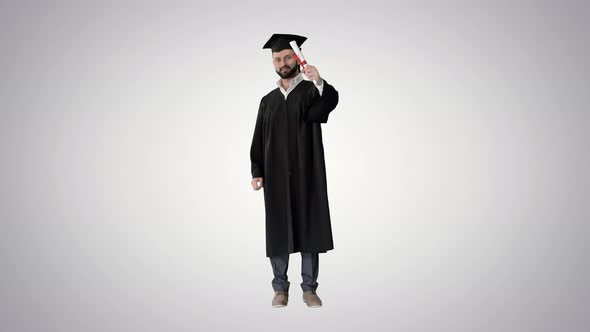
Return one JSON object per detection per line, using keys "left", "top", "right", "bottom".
{"left": 305, "top": 79, "right": 339, "bottom": 123}
{"left": 250, "top": 97, "right": 265, "bottom": 178}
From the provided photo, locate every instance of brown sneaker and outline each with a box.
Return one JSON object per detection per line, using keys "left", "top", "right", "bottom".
{"left": 272, "top": 290, "right": 288, "bottom": 307}
{"left": 303, "top": 290, "right": 322, "bottom": 308}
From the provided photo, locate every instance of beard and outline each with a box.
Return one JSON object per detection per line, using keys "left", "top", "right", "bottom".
{"left": 276, "top": 62, "right": 299, "bottom": 79}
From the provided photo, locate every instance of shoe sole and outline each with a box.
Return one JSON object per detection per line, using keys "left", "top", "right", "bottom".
{"left": 303, "top": 300, "right": 322, "bottom": 308}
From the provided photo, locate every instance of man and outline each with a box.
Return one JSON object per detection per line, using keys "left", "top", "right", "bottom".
{"left": 249, "top": 33, "right": 339, "bottom": 308}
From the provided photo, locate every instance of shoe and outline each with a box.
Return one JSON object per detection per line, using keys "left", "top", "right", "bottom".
{"left": 303, "top": 290, "right": 322, "bottom": 308}
{"left": 272, "top": 290, "right": 288, "bottom": 307}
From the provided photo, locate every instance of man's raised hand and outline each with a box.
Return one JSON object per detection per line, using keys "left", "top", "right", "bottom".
{"left": 303, "top": 65, "right": 322, "bottom": 84}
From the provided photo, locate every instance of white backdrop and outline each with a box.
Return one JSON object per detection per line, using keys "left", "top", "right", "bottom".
{"left": 1, "top": 1, "right": 589, "bottom": 331}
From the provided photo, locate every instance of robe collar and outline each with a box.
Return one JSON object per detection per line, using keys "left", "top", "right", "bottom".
{"left": 276, "top": 72, "right": 304, "bottom": 99}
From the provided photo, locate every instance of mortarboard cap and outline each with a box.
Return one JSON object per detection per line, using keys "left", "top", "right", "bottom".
{"left": 263, "top": 33, "right": 307, "bottom": 52}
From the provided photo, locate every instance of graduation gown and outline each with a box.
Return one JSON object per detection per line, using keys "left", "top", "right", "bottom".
{"left": 250, "top": 78, "right": 339, "bottom": 257}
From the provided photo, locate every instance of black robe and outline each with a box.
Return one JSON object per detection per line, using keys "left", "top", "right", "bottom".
{"left": 250, "top": 78, "right": 339, "bottom": 257}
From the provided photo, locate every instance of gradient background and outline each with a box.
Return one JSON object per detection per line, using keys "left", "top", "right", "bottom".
{"left": 1, "top": 1, "right": 589, "bottom": 331}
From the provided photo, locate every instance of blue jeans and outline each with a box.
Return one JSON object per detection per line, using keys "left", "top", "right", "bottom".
{"left": 270, "top": 252, "right": 319, "bottom": 292}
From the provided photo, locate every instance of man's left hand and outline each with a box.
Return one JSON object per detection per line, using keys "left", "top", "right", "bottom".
{"left": 303, "top": 65, "right": 322, "bottom": 84}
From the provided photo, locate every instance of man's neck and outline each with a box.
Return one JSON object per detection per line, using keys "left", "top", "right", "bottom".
{"left": 280, "top": 72, "right": 299, "bottom": 90}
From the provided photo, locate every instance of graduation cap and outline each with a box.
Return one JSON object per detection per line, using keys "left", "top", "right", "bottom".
{"left": 263, "top": 33, "right": 307, "bottom": 52}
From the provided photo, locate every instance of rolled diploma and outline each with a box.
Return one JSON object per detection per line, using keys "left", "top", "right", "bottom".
{"left": 289, "top": 40, "right": 316, "bottom": 83}
{"left": 289, "top": 40, "right": 308, "bottom": 67}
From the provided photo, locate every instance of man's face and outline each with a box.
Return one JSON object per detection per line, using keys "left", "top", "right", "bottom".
{"left": 272, "top": 49, "right": 299, "bottom": 79}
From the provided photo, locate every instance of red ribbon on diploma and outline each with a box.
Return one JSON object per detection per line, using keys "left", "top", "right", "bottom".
{"left": 292, "top": 53, "right": 307, "bottom": 67}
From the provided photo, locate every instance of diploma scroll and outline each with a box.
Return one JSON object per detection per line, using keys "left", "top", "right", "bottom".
{"left": 289, "top": 40, "right": 308, "bottom": 68}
